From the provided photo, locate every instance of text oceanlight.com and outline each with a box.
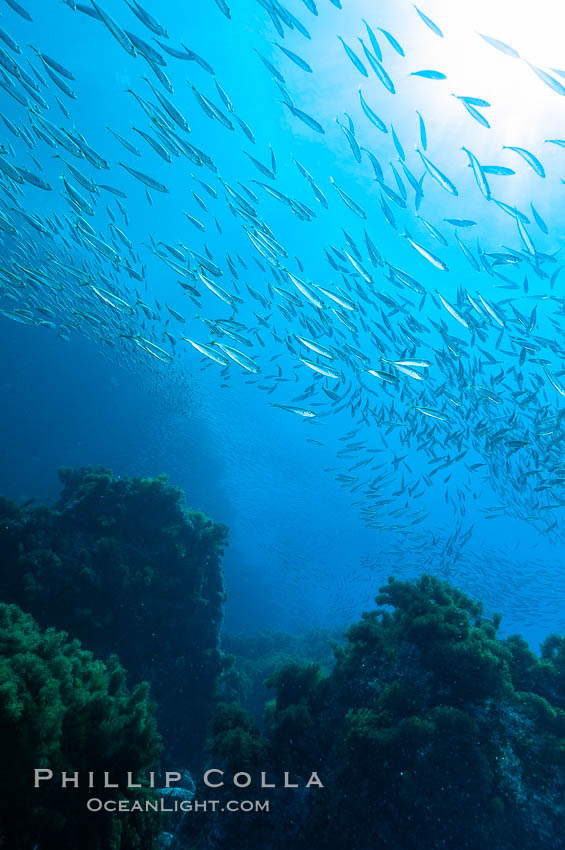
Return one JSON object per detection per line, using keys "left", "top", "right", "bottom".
{"left": 86, "top": 798, "right": 271, "bottom": 813}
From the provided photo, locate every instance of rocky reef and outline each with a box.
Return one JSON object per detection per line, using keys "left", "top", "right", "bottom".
{"left": 219, "top": 628, "right": 337, "bottom": 719}
{"left": 0, "top": 602, "right": 160, "bottom": 850}
{"left": 0, "top": 467, "right": 227, "bottom": 764}
{"left": 3, "top": 470, "right": 565, "bottom": 849}
{"left": 179, "top": 575, "right": 565, "bottom": 850}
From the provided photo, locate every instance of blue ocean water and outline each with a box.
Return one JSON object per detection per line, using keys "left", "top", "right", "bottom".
{"left": 1, "top": 0, "right": 565, "bottom": 650}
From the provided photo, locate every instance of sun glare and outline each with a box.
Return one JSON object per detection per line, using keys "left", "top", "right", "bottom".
{"left": 431, "top": 0, "right": 565, "bottom": 130}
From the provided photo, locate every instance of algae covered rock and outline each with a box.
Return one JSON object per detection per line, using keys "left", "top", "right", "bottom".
{"left": 193, "top": 574, "right": 565, "bottom": 850}
{"left": 0, "top": 467, "right": 228, "bottom": 762}
{"left": 0, "top": 602, "right": 160, "bottom": 850}
{"left": 219, "top": 628, "right": 337, "bottom": 719}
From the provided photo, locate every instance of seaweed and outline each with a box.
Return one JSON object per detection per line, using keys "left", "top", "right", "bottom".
{"left": 0, "top": 603, "right": 160, "bottom": 850}
{"left": 219, "top": 628, "right": 337, "bottom": 720}
{"left": 192, "top": 574, "right": 565, "bottom": 850}
{"left": 0, "top": 467, "right": 228, "bottom": 763}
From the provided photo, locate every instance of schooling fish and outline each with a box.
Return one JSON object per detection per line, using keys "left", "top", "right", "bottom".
{"left": 416, "top": 111, "right": 427, "bottom": 149}
{"left": 125, "top": 31, "right": 166, "bottom": 66}
{"left": 235, "top": 114, "right": 255, "bottom": 144}
{"left": 215, "top": 81, "right": 233, "bottom": 113}
{"left": 410, "top": 70, "right": 446, "bottom": 80}
{"left": 403, "top": 230, "right": 448, "bottom": 271}
{"left": 106, "top": 126, "right": 141, "bottom": 156}
{"left": 437, "top": 292, "right": 469, "bottom": 328}
{"left": 179, "top": 44, "right": 214, "bottom": 74}
{"left": 283, "top": 7, "right": 311, "bottom": 39}
{"left": 89, "top": 1, "right": 136, "bottom": 56}
{"left": 295, "top": 335, "right": 334, "bottom": 359}
{"left": 413, "top": 6, "right": 443, "bottom": 38}
{"left": 391, "top": 126, "right": 405, "bottom": 160}
{"left": 378, "top": 28, "right": 404, "bottom": 56}
{"left": 254, "top": 48, "right": 285, "bottom": 83}
{"left": 62, "top": 175, "right": 94, "bottom": 215}
{"left": 299, "top": 357, "right": 340, "bottom": 379}
{"left": 4, "top": 0, "right": 32, "bottom": 21}
{"left": 531, "top": 203, "right": 548, "bottom": 235}
{"left": 543, "top": 366, "right": 565, "bottom": 399}
{"left": 417, "top": 149, "right": 458, "bottom": 195}
{"left": 502, "top": 145, "right": 545, "bottom": 177}
{"left": 285, "top": 270, "right": 324, "bottom": 308}
{"left": 377, "top": 177, "right": 406, "bottom": 208}
{"left": 445, "top": 219, "right": 476, "bottom": 228}
{"left": 125, "top": 0, "right": 168, "bottom": 37}
{"left": 52, "top": 155, "right": 97, "bottom": 193}
{"left": 17, "top": 165, "right": 51, "bottom": 190}
{"left": 281, "top": 100, "right": 324, "bottom": 133}
{"left": 298, "top": 0, "right": 318, "bottom": 16}
{"left": 462, "top": 147, "right": 491, "bottom": 200}
{"left": 190, "top": 84, "right": 234, "bottom": 130}
{"left": 418, "top": 215, "right": 448, "bottom": 246}
{"left": 29, "top": 47, "right": 74, "bottom": 80}
{"left": 145, "top": 78, "right": 191, "bottom": 132}
{"left": 358, "top": 39, "right": 395, "bottom": 93}
{"left": 217, "top": 343, "right": 261, "bottom": 373}
{"left": 414, "top": 406, "right": 449, "bottom": 421}
{"left": 478, "top": 33, "right": 520, "bottom": 59}
{"left": 455, "top": 236, "right": 480, "bottom": 272}
{"left": 362, "top": 20, "right": 382, "bottom": 60}
{"left": 460, "top": 100, "right": 490, "bottom": 128}
{"left": 456, "top": 95, "right": 491, "bottom": 108}
{"left": 0, "top": 25, "right": 20, "bottom": 53}
{"left": 315, "top": 283, "right": 355, "bottom": 311}
{"left": 528, "top": 64, "right": 565, "bottom": 97}
{"left": 214, "top": 0, "right": 231, "bottom": 18}
{"left": 271, "top": 403, "right": 317, "bottom": 417}
{"left": 132, "top": 126, "right": 172, "bottom": 162}
{"left": 481, "top": 165, "right": 515, "bottom": 175}
{"left": 330, "top": 177, "right": 367, "bottom": 218}
{"left": 274, "top": 42, "right": 312, "bottom": 73}
{"left": 184, "top": 338, "right": 229, "bottom": 366}
{"left": 119, "top": 162, "right": 168, "bottom": 192}
{"left": 244, "top": 150, "right": 276, "bottom": 179}
{"left": 337, "top": 117, "right": 361, "bottom": 162}
{"left": 337, "top": 36, "right": 368, "bottom": 76}
{"left": 379, "top": 194, "right": 396, "bottom": 229}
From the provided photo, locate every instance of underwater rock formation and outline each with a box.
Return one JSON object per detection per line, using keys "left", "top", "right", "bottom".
{"left": 220, "top": 628, "right": 338, "bottom": 719}
{"left": 0, "top": 467, "right": 227, "bottom": 764}
{"left": 0, "top": 602, "right": 160, "bottom": 850}
{"left": 181, "top": 575, "right": 565, "bottom": 850}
